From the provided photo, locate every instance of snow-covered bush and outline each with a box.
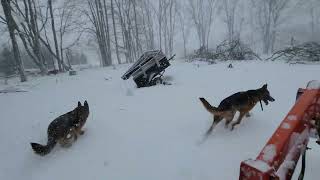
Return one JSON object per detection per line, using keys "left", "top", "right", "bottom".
{"left": 266, "top": 42, "right": 320, "bottom": 62}
{"left": 188, "top": 38, "right": 260, "bottom": 62}
{"left": 215, "top": 39, "right": 260, "bottom": 61}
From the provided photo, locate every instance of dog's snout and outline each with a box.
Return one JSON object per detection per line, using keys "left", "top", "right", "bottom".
{"left": 269, "top": 95, "right": 275, "bottom": 102}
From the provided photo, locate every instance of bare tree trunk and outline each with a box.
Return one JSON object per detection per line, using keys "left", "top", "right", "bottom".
{"left": 158, "top": 0, "right": 162, "bottom": 50}
{"left": 178, "top": 6, "right": 188, "bottom": 57}
{"left": 11, "top": 0, "right": 48, "bottom": 74}
{"left": 96, "top": 0, "right": 108, "bottom": 66}
{"left": 253, "top": 0, "right": 290, "bottom": 54}
{"left": 188, "top": 0, "right": 216, "bottom": 49}
{"left": 163, "top": 2, "right": 168, "bottom": 55}
{"left": 126, "top": 6, "right": 134, "bottom": 62}
{"left": 310, "top": 7, "right": 315, "bottom": 38}
{"left": 1, "top": 0, "right": 27, "bottom": 82}
{"left": 88, "top": 0, "right": 112, "bottom": 66}
{"left": 168, "top": 0, "right": 175, "bottom": 56}
{"left": 111, "top": 0, "right": 121, "bottom": 64}
{"left": 103, "top": 0, "right": 112, "bottom": 65}
{"left": 116, "top": 0, "right": 134, "bottom": 63}
{"left": 133, "top": 0, "right": 141, "bottom": 56}
{"left": 48, "top": 0, "right": 62, "bottom": 71}
{"left": 182, "top": 30, "right": 187, "bottom": 57}
{"left": 27, "top": 0, "right": 47, "bottom": 74}
{"left": 116, "top": 0, "right": 130, "bottom": 63}
{"left": 143, "top": 0, "right": 155, "bottom": 49}
{"left": 223, "top": 0, "right": 240, "bottom": 43}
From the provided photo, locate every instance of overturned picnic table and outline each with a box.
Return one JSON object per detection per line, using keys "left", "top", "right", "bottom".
{"left": 121, "top": 50, "right": 174, "bottom": 88}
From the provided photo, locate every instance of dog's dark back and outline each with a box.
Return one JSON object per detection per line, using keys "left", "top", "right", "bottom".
{"left": 217, "top": 85, "right": 273, "bottom": 111}
{"left": 218, "top": 92, "right": 253, "bottom": 111}
{"left": 47, "top": 109, "right": 78, "bottom": 139}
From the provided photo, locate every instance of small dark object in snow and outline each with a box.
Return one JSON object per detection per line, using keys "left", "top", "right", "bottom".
{"left": 69, "top": 70, "right": 77, "bottom": 76}
{"left": 0, "top": 87, "right": 28, "bottom": 93}
{"left": 47, "top": 69, "right": 59, "bottom": 75}
{"left": 121, "top": 50, "right": 175, "bottom": 88}
{"left": 228, "top": 63, "right": 233, "bottom": 68}
{"left": 289, "top": 62, "right": 306, "bottom": 65}
{"left": 162, "top": 81, "right": 172, "bottom": 86}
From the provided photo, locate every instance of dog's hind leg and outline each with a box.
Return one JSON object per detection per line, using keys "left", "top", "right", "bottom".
{"left": 206, "top": 115, "right": 223, "bottom": 135}
{"left": 58, "top": 137, "right": 73, "bottom": 148}
{"left": 245, "top": 112, "right": 251, "bottom": 117}
{"left": 225, "top": 111, "right": 236, "bottom": 128}
{"left": 231, "top": 111, "right": 246, "bottom": 131}
{"left": 59, "top": 129, "right": 76, "bottom": 148}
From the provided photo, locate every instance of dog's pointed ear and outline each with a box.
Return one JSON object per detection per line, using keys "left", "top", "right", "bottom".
{"left": 78, "top": 101, "right": 82, "bottom": 107}
{"left": 262, "top": 84, "right": 267, "bottom": 89}
{"left": 84, "top": 100, "right": 88, "bottom": 107}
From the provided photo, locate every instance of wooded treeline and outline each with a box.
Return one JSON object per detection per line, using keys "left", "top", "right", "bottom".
{"left": 0, "top": 0, "right": 319, "bottom": 81}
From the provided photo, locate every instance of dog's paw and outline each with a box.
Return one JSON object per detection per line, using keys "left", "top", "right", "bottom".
{"left": 79, "top": 130, "right": 85, "bottom": 135}
{"left": 230, "top": 125, "right": 235, "bottom": 131}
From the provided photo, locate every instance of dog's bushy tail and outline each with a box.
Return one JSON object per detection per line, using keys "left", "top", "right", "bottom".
{"left": 199, "top": 98, "right": 219, "bottom": 114}
{"left": 31, "top": 137, "right": 56, "bottom": 156}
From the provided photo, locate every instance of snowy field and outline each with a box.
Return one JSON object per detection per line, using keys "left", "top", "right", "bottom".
{"left": 0, "top": 60, "right": 320, "bottom": 180}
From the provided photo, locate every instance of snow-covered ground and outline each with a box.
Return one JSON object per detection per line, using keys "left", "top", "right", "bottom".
{"left": 0, "top": 60, "right": 319, "bottom": 180}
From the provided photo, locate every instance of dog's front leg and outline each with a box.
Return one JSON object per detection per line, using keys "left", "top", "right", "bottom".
{"left": 75, "top": 123, "right": 85, "bottom": 135}
{"left": 78, "top": 130, "right": 85, "bottom": 135}
{"left": 231, "top": 112, "right": 246, "bottom": 130}
{"left": 76, "top": 125, "right": 85, "bottom": 135}
{"left": 69, "top": 127, "right": 78, "bottom": 141}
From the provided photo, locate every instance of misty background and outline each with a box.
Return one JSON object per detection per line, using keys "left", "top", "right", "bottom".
{"left": 0, "top": 0, "right": 319, "bottom": 81}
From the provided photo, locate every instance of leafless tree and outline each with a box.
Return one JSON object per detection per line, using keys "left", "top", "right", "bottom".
{"left": 251, "top": 0, "right": 292, "bottom": 54}
{"left": 187, "top": 0, "right": 217, "bottom": 50}
{"left": 87, "top": 0, "right": 112, "bottom": 66}
{"left": 177, "top": 2, "right": 190, "bottom": 58}
{"left": 48, "top": 0, "right": 61, "bottom": 71}
{"left": 167, "top": 0, "right": 176, "bottom": 57}
{"left": 301, "top": 0, "right": 320, "bottom": 39}
{"left": 155, "top": 0, "right": 177, "bottom": 56}
{"left": 132, "top": 0, "right": 142, "bottom": 56}
{"left": 110, "top": 0, "right": 121, "bottom": 64}
{"left": 157, "top": 1, "right": 163, "bottom": 51}
{"left": 1, "top": 0, "right": 27, "bottom": 82}
{"left": 221, "top": 0, "right": 241, "bottom": 42}
{"left": 39, "top": 0, "right": 83, "bottom": 71}
{"left": 9, "top": 0, "right": 50, "bottom": 74}
{"left": 56, "top": 1, "right": 84, "bottom": 69}
{"left": 140, "top": 0, "right": 155, "bottom": 50}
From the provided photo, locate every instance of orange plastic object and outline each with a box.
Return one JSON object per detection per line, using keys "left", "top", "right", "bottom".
{"left": 239, "top": 89, "right": 320, "bottom": 180}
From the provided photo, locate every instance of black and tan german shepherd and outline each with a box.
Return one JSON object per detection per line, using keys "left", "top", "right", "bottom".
{"left": 199, "top": 84, "right": 274, "bottom": 135}
{"left": 30, "top": 101, "right": 89, "bottom": 156}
